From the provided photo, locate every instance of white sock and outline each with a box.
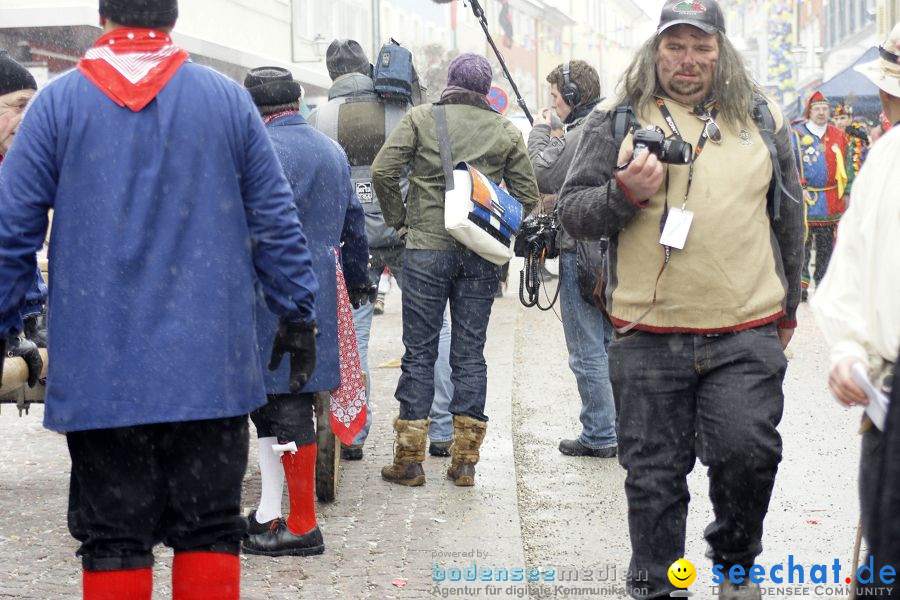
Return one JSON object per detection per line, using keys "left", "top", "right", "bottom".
{"left": 378, "top": 271, "right": 391, "bottom": 293}
{"left": 254, "top": 436, "right": 284, "bottom": 523}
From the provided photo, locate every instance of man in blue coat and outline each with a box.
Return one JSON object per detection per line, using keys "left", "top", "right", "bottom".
{"left": 239, "top": 66, "right": 370, "bottom": 557}
{"left": 0, "top": 2, "right": 318, "bottom": 598}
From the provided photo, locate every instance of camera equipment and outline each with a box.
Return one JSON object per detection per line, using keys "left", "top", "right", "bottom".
{"left": 514, "top": 213, "right": 561, "bottom": 310}
{"left": 632, "top": 125, "right": 693, "bottom": 164}
{"left": 430, "top": 0, "right": 534, "bottom": 124}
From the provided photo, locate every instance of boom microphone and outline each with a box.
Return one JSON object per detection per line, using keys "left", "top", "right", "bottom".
{"left": 427, "top": 0, "right": 534, "bottom": 124}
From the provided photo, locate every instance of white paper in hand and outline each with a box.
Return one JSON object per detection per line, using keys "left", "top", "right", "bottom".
{"left": 850, "top": 362, "right": 891, "bottom": 431}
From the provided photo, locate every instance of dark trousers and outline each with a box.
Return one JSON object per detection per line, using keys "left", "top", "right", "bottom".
{"left": 858, "top": 361, "right": 900, "bottom": 597}
{"left": 608, "top": 326, "right": 786, "bottom": 599}
{"left": 67, "top": 416, "right": 248, "bottom": 571}
{"left": 802, "top": 223, "right": 836, "bottom": 288}
{"left": 396, "top": 249, "right": 500, "bottom": 422}
{"left": 250, "top": 393, "right": 316, "bottom": 445}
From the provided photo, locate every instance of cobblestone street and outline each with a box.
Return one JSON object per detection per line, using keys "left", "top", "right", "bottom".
{"left": 0, "top": 271, "right": 862, "bottom": 600}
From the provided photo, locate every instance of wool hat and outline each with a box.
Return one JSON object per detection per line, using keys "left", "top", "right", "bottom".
{"left": 657, "top": 0, "right": 726, "bottom": 36}
{"left": 855, "top": 21, "right": 900, "bottom": 99}
{"left": 0, "top": 53, "right": 37, "bottom": 97}
{"left": 446, "top": 53, "right": 492, "bottom": 95}
{"left": 99, "top": 0, "right": 178, "bottom": 29}
{"left": 325, "top": 39, "right": 371, "bottom": 81}
{"left": 243, "top": 66, "right": 302, "bottom": 107}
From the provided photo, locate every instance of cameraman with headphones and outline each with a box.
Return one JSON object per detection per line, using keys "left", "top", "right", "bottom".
{"left": 527, "top": 60, "right": 617, "bottom": 458}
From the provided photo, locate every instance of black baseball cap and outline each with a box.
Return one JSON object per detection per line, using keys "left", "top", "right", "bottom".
{"left": 657, "top": 0, "right": 726, "bottom": 36}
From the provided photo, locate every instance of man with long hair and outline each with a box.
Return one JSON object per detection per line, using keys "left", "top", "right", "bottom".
{"left": 558, "top": 1, "right": 804, "bottom": 598}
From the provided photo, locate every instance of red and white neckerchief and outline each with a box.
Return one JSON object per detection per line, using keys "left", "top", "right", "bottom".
{"left": 262, "top": 110, "right": 297, "bottom": 125}
{"left": 329, "top": 248, "right": 367, "bottom": 445}
{"left": 77, "top": 28, "right": 189, "bottom": 112}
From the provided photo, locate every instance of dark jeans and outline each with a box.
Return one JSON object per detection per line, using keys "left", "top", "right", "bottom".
{"left": 802, "top": 223, "right": 836, "bottom": 288}
{"left": 250, "top": 393, "right": 316, "bottom": 445}
{"left": 608, "top": 326, "right": 786, "bottom": 599}
{"left": 67, "top": 416, "right": 248, "bottom": 571}
{"left": 396, "top": 249, "right": 500, "bottom": 423}
{"left": 858, "top": 361, "right": 900, "bottom": 597}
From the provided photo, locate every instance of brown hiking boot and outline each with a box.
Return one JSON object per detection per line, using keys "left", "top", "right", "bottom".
{"left": 446, "top": 416, "right": 487, "bottom": 487}
{"left": 381, "top": 417, "right": 429, "bottom": 486}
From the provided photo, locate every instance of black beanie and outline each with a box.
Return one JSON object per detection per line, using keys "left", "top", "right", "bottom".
{"left": 0, "top": 53, "right": 37, "bottom": 96}
{"left": 243, "top": 67, "right": 302, "bottom": 107}
{"left": 326, "top": 39, "right": 371, "bottom": 81}
{"left": 99, "top": 0, "right": 178, "bottom": 28}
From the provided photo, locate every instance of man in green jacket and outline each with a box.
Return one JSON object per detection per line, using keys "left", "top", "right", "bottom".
{"left": 372, "top": 53, "right": 539, "bottom": 487}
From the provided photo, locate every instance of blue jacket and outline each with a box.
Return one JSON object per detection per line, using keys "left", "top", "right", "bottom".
{"left": 259, "top": 113, "right": 368, "bottom": 394}
{"left": 0, "top": 63, "right": 318, "bottom": 432}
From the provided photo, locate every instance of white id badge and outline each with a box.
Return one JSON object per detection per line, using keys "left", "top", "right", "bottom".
{"left": 659, "top": 207, "right": 693, "bottom": 250}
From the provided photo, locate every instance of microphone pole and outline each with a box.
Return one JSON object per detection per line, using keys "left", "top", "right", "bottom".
{"left": 466, "top": 0, "right": 534, "bottom": 125}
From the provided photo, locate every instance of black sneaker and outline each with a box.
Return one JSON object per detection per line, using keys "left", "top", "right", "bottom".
{"left": 429, "top": 440, "right": 451, "bottom": 457}
{"left": 341, "top": 445, "right": 363, "bottom": 461}
{"left": 558, "top": 439, "right": 617, "bottom": 458}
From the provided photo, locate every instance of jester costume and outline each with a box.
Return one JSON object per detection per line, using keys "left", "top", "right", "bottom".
{"left": 791, "top": 92, "right": 848, "bottom": 292}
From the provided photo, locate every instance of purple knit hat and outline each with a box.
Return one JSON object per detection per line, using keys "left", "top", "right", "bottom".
{"left": 447, "top": 53, "right": 492, "bottom": 95}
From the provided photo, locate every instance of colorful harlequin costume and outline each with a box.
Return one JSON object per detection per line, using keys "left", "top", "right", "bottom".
{"left": 791, "top": 91, "right": 848, "bottom": 292}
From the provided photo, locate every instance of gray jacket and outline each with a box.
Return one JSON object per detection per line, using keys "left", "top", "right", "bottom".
{"left": 526, "top": 116, "right": 589, "bottom": 253}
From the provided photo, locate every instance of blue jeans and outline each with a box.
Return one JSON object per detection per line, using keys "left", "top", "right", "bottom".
{"left": 397, "top": 249, "right": 500, "bottom": 422}
{"left": 352, "top": 247, "right": 454, "bottom": 445}
{"left": 609, "top": 326, "right": 786, "bottom": 599}
{"left": 558, "top": 251, "right": 617, "bottom": 449}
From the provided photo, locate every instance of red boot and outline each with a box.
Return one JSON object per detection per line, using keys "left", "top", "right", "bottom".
{"left": 83, "top": 568, "right": 152, "bottom": 600}
{"left": 172, "top": 552, "right": 239, "bottom": 600}
{"left": 241, "top": 442, "right": 324, "bottom": 556}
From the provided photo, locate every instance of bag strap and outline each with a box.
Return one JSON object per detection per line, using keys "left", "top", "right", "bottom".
{"left": 751, "top": 94, "right": 799, "bottom": 222}
{"left": 312, "top": 96, "right": 348, "bottom": 142}
{"left": 434, "top": 104, "right": 455, "bottom": 192}
{"left": 611, "top": 103, "right": 639, "bottom": 148}
{"left": 384, "top": 100, "right": 407, "bottom": 138}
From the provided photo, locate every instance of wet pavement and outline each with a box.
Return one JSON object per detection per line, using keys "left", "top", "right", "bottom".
{"left": 0, "top": 267, "right": 861, "bottom": 600}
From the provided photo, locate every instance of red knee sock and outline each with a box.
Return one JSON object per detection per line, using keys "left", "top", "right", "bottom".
{"left": 283, "top": 442, "right": 318, "bottom": 535}
{"left": 172, "top": 552, "right": 239, "bottom": 600}
{"left": 83, "top": 568, "right": 152, "bottom": 600}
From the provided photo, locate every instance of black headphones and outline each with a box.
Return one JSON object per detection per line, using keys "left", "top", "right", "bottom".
{"left": 561, "top": 62, "right": 581, "bottom": 107}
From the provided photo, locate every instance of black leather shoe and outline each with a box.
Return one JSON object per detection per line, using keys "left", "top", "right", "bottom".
{"left": 429, "top": 441, "right": 451, "bottom": 457}
{"left": 558, "top": 439, "right": 617, "bottom": 458}
{"left": 341, "top": 445, "right": 363, "bottom": 461}
{"left": 245, "top": 510, "right": 281, "bottom": 536}
{"left": 242, "top": 522, "right": 324, "bottom": 557}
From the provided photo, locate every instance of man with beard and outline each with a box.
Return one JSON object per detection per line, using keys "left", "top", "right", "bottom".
{"left": 557, "top": 1, "right": 804, "bottom": 597}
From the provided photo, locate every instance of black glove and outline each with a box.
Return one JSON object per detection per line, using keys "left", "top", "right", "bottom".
{"left": 4, "top": 335, "right": 43, "bottom": 388}
{"left": 268, "top": 320, "right": 317, "bottom": 393}
{"left": 347, "top": 282, "right": 378, "bottom": 309}
{"left": 24, "top": 312, "right": 48, "bottom": 348}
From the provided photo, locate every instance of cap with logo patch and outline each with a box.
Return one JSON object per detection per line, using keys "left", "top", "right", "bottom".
{"left": 657, "top": 0, "right": 726, "bottom": 36}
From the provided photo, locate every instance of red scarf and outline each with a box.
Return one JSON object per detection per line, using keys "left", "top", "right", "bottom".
{"left": 77, "top": 28, "right": 189, "bottom": 112}
{"left": 329, "top": 249, "right": 367, "bottom": 445}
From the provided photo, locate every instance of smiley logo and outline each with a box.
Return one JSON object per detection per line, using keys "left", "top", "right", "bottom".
{"left": 668, "top": 558, "right": 696, "bottom": 588}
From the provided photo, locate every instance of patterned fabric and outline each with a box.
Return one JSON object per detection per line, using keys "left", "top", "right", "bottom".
{"left": 329, "top": 249, "right": 367, "bottom": 445}
{"left": 791, "top": 122, "right": 848, "bottom": 224}
{"left": 77, "top": 28, "right": 188, "bottom": 112}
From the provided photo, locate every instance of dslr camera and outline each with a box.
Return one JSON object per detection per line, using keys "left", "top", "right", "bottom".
{"left": 632, "top": 125, "right": 692, "bottom": 165}
{"left": 514, "top": 212, "right": 560, "bottom": 259}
